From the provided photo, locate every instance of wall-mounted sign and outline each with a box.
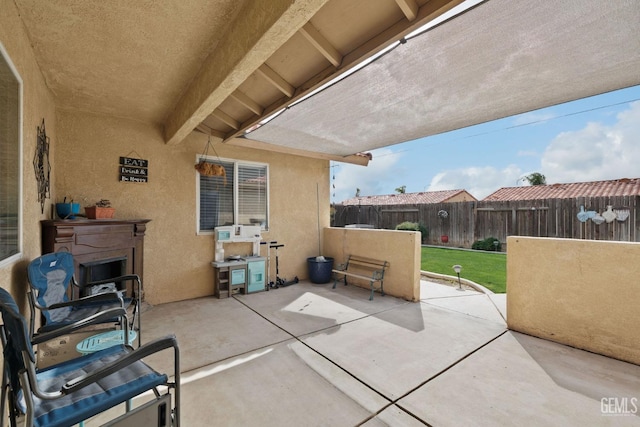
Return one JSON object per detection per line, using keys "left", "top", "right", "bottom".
{"left": 119, "top": 156, "right": 148, "bottom": 183}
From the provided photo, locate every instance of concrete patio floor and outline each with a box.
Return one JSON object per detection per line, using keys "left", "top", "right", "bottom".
{"left": 88, "top": 280, "right": 639, "bottom": 426}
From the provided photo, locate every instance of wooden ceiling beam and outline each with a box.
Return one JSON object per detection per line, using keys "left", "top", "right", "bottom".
{"left": 163, "top": 0, "right": 330, "bottom": 145}
{"left": 195, "top": 124, "right": 226, "bottom": 140}
{"left": 225, "top": 137, "right": 371, "bottom": 166}
{"left": 299, "top": 22, "right": 342, "bottom": 67}
{"left": 226, "top": 94, "right": 290, "bottom": 140}
{"left": 256, "top": 64, "right": 296, "bottom": 98}
{"left": 230, "top": 90, "right": 263, "bottom": 116}
{"left": 212, "top": 109, "right": 240, "bottom": 130}
{"left": 224, "top": 0, "right": 463, "bottom": 143}
{"left": 395, "top": 0, "right": 419, "bottom": 21}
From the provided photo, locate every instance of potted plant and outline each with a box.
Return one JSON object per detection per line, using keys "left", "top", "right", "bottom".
{"left": 55, "top": 197, "right": 80, "bottom": 219}
{"left": 85, "top": 199, "right": 115, "bottom": 219}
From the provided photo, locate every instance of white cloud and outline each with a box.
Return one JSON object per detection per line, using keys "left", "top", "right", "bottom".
{"left": 427, "top": 164, "right": 523, "bottom": 199}
{"left": 332, "top": 101, "right": 640, "bottom": 204}
{"left": 332, "top": 148, "right": 401, "bottom": 202}
{"left": 541, "top": 101, "right": 640, "bottom": 183}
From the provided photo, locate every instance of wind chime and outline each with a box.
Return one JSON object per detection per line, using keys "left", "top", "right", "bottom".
{"left": 194, "top": 136, "right": 227, "bottom": 185}
{"left": 331, "top": 163, "right": 338, "bottom": 204}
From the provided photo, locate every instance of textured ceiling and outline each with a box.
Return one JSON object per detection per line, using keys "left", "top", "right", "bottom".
{"left": 14, "top": 0, "right": 249, "bottom": 123}
{"left": 15, "top": 0, "right": 638, "bottom": 166}
{"left": 13, "top": 0, "right": 463, "bottom": 164}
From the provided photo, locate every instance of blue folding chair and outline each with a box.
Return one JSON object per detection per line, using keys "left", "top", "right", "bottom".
{"left": 0, "top": 288, "right": 180, "bottom": 427}
{"left": 27, "top": 252, "right": 142, "bottom": 347}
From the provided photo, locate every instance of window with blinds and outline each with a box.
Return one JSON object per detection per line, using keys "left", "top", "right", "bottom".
{"left": 0, "top": 46, "right": 22, "bottom": 266}
{"left": 197, "top": 158, "right": 268, "bottom": 232}
{"left": 237, "top": 164, "right": 267, "bottom": 228}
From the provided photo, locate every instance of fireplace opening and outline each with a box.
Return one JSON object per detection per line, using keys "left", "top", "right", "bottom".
{"left": 79, "top": 256, "right": 127, "bottom": 297}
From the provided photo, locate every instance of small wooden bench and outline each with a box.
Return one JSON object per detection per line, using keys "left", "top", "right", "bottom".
{"left": 332, "top": 255, "right": 389, "bottom": 300}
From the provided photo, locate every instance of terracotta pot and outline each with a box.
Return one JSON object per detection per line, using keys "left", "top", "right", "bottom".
{"left": 85, "top": 206, "right": 115, "bottom": 219}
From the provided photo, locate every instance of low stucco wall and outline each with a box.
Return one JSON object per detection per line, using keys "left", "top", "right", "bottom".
{"left": 507, "top": 236, "right": 640, "bottom": 366}
{"left": 323, "top": 228, "right": 420, "bottom": 301}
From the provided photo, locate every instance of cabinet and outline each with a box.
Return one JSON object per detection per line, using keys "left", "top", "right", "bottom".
{"left": 211, "top": 257, "right": 265, "bottom": 297}
{"left": 41, "top": 219, "right": 150, "bottom": 299}
{"left": 246, "top": 258, "right": 266, "bottom": 293}
{"left": 212, "top": 261, "right": 246, "bottom": 298}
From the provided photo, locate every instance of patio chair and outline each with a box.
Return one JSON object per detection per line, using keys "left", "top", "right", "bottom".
{"left": 27, "top": 252, "right": 142, "bottom": 347}
{"left": 0, "top": 288, "right": 180, "bottom": 427}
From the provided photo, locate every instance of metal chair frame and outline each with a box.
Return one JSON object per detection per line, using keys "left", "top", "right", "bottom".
{"left": 0, "top": 288, "right": 179, "bottom": 427}
{"left": 27, "top": 252, "right": 142, "bottom": 347}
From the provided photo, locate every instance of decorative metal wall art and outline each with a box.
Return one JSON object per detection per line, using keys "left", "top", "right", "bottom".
{"left": 33, "top": 119, "right": 50, "bottom": 213}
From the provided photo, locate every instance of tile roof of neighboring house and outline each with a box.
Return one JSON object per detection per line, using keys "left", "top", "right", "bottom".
{"left": 339, "top": 189, "right": 476, "bottom": 206}
{"left": 483, "top": 178, "right": 640, "bottom": 201}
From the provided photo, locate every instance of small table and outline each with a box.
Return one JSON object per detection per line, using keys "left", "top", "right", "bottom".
{"left": 76, "top": 330, "right": 137, "bottom": 355}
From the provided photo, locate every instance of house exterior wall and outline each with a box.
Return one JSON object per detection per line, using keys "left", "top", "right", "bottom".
{"left": 54, "top": 109, "right": 329, "bottom": 304}
{"left": 507, "top": 236, "right": 640, "bottom": 365}
{"left": 323, "top": 227, "right": 420, "bottom": 301}
{"left": 0, "top": 0, "right": 58, "bottom": 306}
{"left": 445, "top": 190, "right": 476, "bottom": 203}
{"left": 1, "top": 0, "right": 331, "bottom": 307}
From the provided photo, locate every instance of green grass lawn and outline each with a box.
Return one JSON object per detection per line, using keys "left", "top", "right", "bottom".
{"left": 421, "top": 246, "right": 506, "bottom": 293}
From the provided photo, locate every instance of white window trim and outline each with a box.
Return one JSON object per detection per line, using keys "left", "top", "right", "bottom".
{"left": 0, "top": 41, "right": 23, "bottom": 268}
{"left": 195, "top": 155, "right": 269, "bottom": 235}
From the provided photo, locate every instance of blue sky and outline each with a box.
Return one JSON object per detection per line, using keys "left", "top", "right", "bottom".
{"left": 331, "top": 84, "right": 640, "bottom": 203}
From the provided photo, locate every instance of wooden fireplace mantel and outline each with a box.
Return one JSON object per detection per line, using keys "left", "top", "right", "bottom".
{"left": 41, "top": 219, "right": 151, "bottom": 299}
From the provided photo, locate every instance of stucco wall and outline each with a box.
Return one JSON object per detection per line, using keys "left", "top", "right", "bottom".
{"left": 0, "top": 0, "right": 331, "bottom": 307}
{"left": 323, "top": 227, "right": 420, "bottom": 301}
{"left": 507, "top": 236, "right": 640, "bottom": 365}
{"left": 0, "top": 0, "right": 58, "bottom": 309}
{"left": 54, "top": 110, "right": 329, "bottom": 305}
{"left": 446, "top": 191, "right": 476, "bottom": 202}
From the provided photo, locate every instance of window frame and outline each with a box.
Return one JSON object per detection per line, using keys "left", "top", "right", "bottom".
{"left": 0, "top": 42, "right": 23, "bottom": 268}
{"left": 196, "top": 155, "right": 269, "bottom": 235}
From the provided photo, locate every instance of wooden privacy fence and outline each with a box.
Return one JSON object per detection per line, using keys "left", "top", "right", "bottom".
{"left": 331, "top": 195, "right": 640, "bottom": 249}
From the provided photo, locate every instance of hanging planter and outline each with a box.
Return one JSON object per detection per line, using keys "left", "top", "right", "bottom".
{"left": 194, "top": 137, "right": 227, "bottom": 185}
{"left": 615, "top": 209, "right": 630, "bottom": 222}
{"left": 591, "top": 213, "right": 605, "bottom": 225}
{"left": 194, "top": 161, "right": 227, "bottom": 181}
{"left": 577, "top": 205, "right": 589, "bottom": 222}
{"left": 602, "top": 205, "right": 616, "bottom": 223}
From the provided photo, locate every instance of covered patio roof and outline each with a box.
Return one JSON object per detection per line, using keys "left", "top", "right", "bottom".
{"left": 14, "top": 0, "right": 640, "bottom": 165}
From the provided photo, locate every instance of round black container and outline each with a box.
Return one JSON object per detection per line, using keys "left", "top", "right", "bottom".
{"left": 307, "top": 256, "right": 334, "bottom": 284}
